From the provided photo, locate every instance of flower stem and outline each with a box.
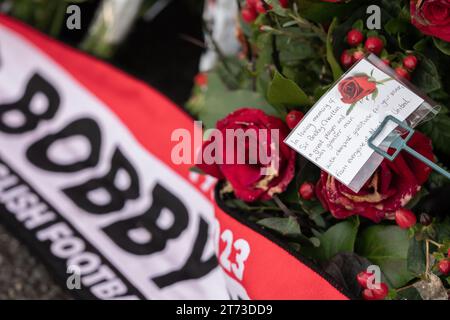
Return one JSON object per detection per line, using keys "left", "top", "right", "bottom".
{"left": 425, "top": 239, "right": 430, "bottom": 280}
{"left": 273, "top": 195, "right": 296, "bottom": 218}
{"left": 428, "top": 239, "right": 443, "bottom": 248}
{"left": 396, "top": 283, "right": 416, "bottom": 293}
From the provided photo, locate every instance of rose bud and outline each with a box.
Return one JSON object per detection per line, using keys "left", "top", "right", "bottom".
{"left": 285, "top": 110, "right": 304, "bottom": 129}
{"left": 395, "top": 208, "right": 417, "bottom": 229}
{"left": 438, "top": 259, "right": 450, "bottom": 275}
{"left": 362, "top": 283, "right": 389, "bottom": 300}
{"left": 299, "top": 182, "right": 315, "bottom": 200}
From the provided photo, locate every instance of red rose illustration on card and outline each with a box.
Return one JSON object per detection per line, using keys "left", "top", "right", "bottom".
{"left": 338, "top": 70, "right": 392, "bottom": 115}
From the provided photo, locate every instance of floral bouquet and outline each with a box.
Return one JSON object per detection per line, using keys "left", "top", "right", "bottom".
{"left": 188, "top": 0, "right": 450, "bottom": 300}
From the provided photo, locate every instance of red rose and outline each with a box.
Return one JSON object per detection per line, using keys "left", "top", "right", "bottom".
{"left": 411, "top": 0, "right": 450, "bottom": 42}
{"left": 197, "top": 108, "right": 295, "bottom": 202}
{"left": 338, "top": 75, "right": 377, "bottom": 104}
{"left": 316, "top": 132, "right": 434, "bottom": 222}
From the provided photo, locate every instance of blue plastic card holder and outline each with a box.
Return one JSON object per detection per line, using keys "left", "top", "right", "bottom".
{"left": 368, "top": 115, "right": 450, "bottom": 180}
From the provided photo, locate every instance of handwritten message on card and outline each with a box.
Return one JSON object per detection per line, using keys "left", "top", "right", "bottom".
{"left": 284, "top": 59, "right": 424, "bottom": 189}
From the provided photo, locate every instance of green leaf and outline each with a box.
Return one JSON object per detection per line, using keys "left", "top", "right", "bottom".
{"left": 257, "top": 216, "right": 301, "bottom": 238}
{"left": 267, "top": 71, "right": 311, "bottom": 112}
{"left": 371, "top": 89, "right": 379, "bottom": 101}
{"left": 264, "top": 0, "right": 288, "bottom": 17}
{"left": 352, "top": 19, "right": 364, "bottom": 31}
{"left": 433, "top": 37, "right": 450, "bottom": 56}
{"left": 314, "top": 217, "right": 359, "bottom": 262}
{"left": 412, "top": 55, "right": 442, "bottom": 93}
{"left": 326, "top": 18, "right": 344, "bottom": 81}
{"left": 200, "top": 72, "right": 276, "bottom": 129}
{"left": 356, "top": 225, "right": 415, "bottom": 288}
{"left": 346, "top": 103, "right": 356, "bottom": 115}
{"left": 420, "top": 112, "right": 450, "bottom": 156}
{"left": 435, "top": 220, "right": 450, "bottom": 243}
{"left": 413, "top": 38, "right": 429, "bottom": 53}
{"left": 407, "top": 238, "right": 426, "bottom": 276}
{"left": 385, "top": 18, "right": 408, "bottom": 35}
{"left": 295, "top": 0, "right": 359, "bottom": 23}
{"left": 313, "top": 85, "right": 332, "bottom": 101}
{"left": 396, "top": 287, "right": 422, "bottom": 300}
{"left": 277, "top": 32, "right": 317, "bottom": 65}
{"left": 366, "top": 30, "right": 379, "bottom": 38}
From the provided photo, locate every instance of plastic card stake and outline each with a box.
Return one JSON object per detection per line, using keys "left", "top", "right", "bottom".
{"left": 284, "top": 54, "right": 436, "bottom": 193}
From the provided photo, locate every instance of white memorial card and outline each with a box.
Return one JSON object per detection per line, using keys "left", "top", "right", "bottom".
{"left": 285, "top": 58, "right": 425, "bottom": 192}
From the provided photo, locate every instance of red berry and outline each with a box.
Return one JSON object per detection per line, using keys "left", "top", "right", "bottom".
{"left": 194, "top": 73, "right": 208, "bottom": 87}
{"left": 286, "top": 110, "right": 304, "bottom": 129}
{"left": 395, "top": 66, "right": 411, "bottom": 81}
{"left": 353, "top": 50, "right": 365, "bottom": 62}
{"left": 340, "top": 50, "right": 354, "bottom": 69}
{"left": 438, "top": 259, "right": 450, "bottom": 275}
{"left": 395, "top": 208, "right": 417, "bottom": 229}
{"left": 448, "top": 248, "right": 450, "bottom": 257}
{"left": 242, "top": 7, "right": 257, "bottom": 23}
{"left": 364, "top": 37, "right": 384, "bottom": 55}
{"left": 356, "top": 271, "right": 373, "bottom": 288}
{"left": 256, "top": 1, "right": 271, "bottom": 13}
{"left": 279, "top": 0, "right": 289, "bottom": 8}
{"left": 362, "top": 283, "right": 388, "bottom": 301}
{"left": 299, "top": 182, "right": 315, "bottom": 200}
{"left": 246, "top": 0, "right": 258, "bottom": 8}
{"left": 403, "top": 55, "right": 418, "bottom": 71}
{"left": 347, "top": 29, "right": 364, "bottom": 47}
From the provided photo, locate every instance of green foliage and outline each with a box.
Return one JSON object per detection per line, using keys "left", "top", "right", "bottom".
{"left": 313, "top": 217, "right": 359, "bottom": 262}
{"left": 199, "top": 72, "right": 276, "bottom": 129}
{"left": 420, "top": 110, "right": 450, "bottom": 156}
{"left": 412, "top": 55, "right": 442, "bottom": 93}
{"left": 326, "top": 18, "right": 343, "bottom": 81}
{"left": 407, "top": 237, "right": 426, "bottom": 276}
{"left": 267, "top": 71, "right": 311, "bottom": 114}
{"left": 257, "top": 216, "right": 301, "bottom": 238}
{"left": 433, "top": 37, "right": 450, "bottom": 56}
{"left": 294, "top": 0, "right": 360, "bottom": 23}
{"left": 356, "top": 226, "right": 415, "bottom": 288}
